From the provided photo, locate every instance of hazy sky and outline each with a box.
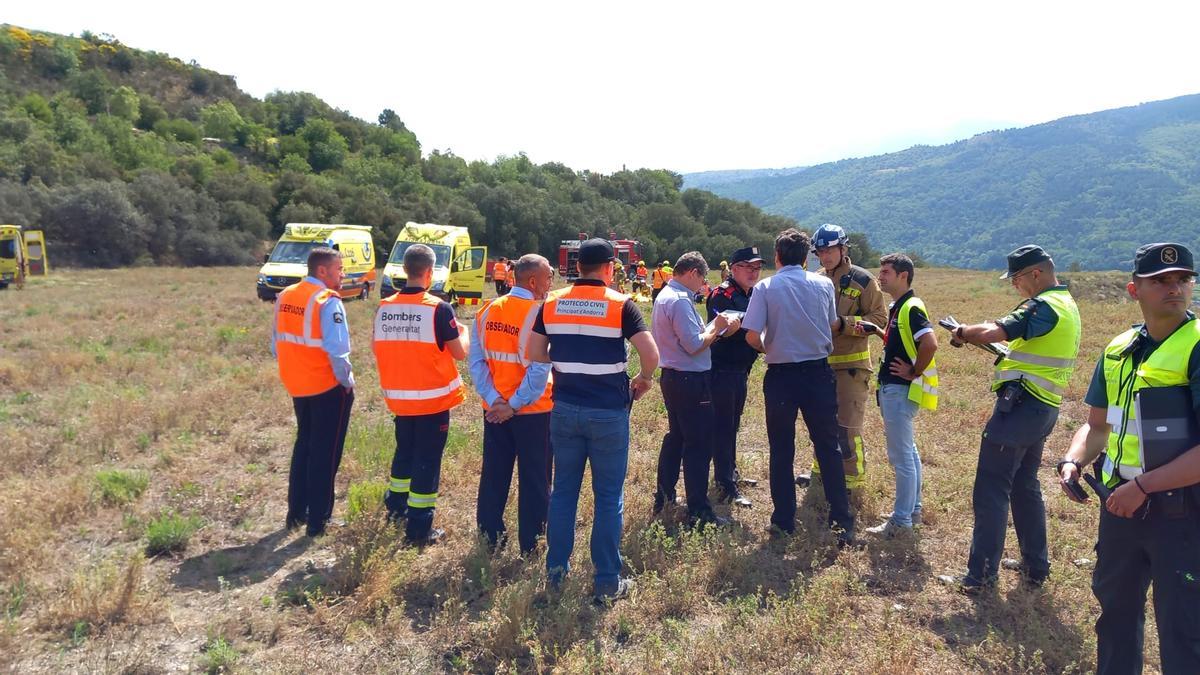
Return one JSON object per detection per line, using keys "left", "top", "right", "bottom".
{"left": 8, "top": 1, "right": 1200, "bottom": 174}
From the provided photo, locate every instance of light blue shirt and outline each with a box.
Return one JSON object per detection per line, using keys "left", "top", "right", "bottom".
{"left": 468, "top": 285, "right": 552, "bottom": 412}
{"left": 271, "top": 276, "right": 355, "bottom": 389}
{"left": 741, "top": 265, "right": 837, "bottom": 364}
{"left": 651, "top": 279, "right": 711, "bottom": 372}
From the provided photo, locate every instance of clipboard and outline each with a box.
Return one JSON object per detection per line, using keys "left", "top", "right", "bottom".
{"left": 1135, "top": 386, "right": 1200, "bottom": 473}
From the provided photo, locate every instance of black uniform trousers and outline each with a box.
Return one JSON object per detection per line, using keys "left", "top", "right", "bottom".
{"left": 477, "top": 412, "right": 552, "bottom": 554}
{"left": 711, "top": 367, "right": 751, "bottom": 493}
{"left": 385, "top": 410, "right": 450, "bottom": 539}
{"left": 656, "top": 369, "right": 717, "bottom": 517}
{"left": 966, "top": 388, "right": 1056, "bottom": 585}
{"left": 1093, "top": 490, "right": 1200, "bottom": 675}
{"left": 763, "top": 360, "right": 854, "bottom": 534}
{"left": 287, "top": 385, "right": 354, "bottom": 527}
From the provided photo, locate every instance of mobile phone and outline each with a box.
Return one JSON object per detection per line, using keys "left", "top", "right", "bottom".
{"left": 858, "top": 321, "right": 880, "bottom": 334}
{"left": 1063, "top": 479, "right": 1088, "bottom": 501}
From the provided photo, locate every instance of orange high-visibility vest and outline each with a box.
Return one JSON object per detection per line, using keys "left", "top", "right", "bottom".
{"left": 373, "top": 291, "right": 465, "bottom": 416}
{"left": 652, "top": 268, "right": 668, "bottom": 289}
{"left": 476, "top": 294, "right": 553, "bottom": 414}
{"left": 493, "top": 262, "right": 508, "bottom": 282}
{"left": 274, "top": 280, "right": 340, "bottom": 398}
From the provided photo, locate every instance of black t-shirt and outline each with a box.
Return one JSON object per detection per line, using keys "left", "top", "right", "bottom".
{"left": 400, "top": 287, "right": 460, "bottom": 349}
{"left": 531, "top": 279, "right": 647, "bottom": 338}
{"left": 1084, "top": 316, "right": 1200, "bottom": 423}
{"left": 879, "top": 289, "right": 932, "bottom": 387}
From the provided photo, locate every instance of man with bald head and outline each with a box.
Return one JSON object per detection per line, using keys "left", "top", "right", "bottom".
{"left": 469, "top": 254, "right": 556, "bottom": 554}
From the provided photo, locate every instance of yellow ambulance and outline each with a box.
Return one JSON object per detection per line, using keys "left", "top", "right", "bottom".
{"left": 0, "top": 224, "right": 28, "bottom": 290}
{"left": 380, "top": 222, "right": 487, "bottom": 307}
{"left": 23, "top": 229, "right": 48, "bottom": 276}
{"left": 256, "top": 223, "right": 377, "bottom": 301}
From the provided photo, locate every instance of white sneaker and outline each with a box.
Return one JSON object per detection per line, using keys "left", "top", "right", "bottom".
{"left": 865, "top": 520, "right": 913, "bottom": 539}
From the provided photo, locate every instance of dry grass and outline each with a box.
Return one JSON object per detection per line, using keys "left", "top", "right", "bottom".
{"left": 0, "top": 265, "right": 1159, "bottom": 673}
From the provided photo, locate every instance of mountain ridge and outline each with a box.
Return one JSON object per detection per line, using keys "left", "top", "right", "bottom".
{"left": 686, "top": 94, "right": 1200, "bottom": 270}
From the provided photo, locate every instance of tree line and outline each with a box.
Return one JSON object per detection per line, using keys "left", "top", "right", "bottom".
{"left": 0, "top": 25, "right": 798, "bottom": 268}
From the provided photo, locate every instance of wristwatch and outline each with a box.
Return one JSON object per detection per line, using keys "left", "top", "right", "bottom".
{"left": 954, "top": 325, "right": 965, "bottom": 340}
{"left": 1056, "top": 459, "right": 1082, "bottom": 476}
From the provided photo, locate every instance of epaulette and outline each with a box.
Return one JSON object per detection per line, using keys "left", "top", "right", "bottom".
{"left": 847, "top": 265, "right": 874, "bottom": 288}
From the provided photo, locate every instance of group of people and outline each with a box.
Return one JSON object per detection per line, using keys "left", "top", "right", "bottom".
{"left": 273, "top": 229, "right": 1200, "bottom": 672}
{"left": 492, "top": 257, "right": 515, "bottom": 296}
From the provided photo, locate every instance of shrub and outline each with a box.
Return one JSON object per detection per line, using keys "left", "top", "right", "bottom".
{"left": 346, "top": 481, "right": 387, "bottom": 522}
{"left": 199, "top": 636, "right": 239, "bottom": 673}
{"left": 94, "top": 469, "right": 149, "bottom": 506}
{"left": 39, "top": 553, "right": 152, "bottom": 633}
{"left": 31, "top": 40, "right": 78, "bottom": 79}
{"left": 145, "top": 511, "right": 201, "bottom": 555}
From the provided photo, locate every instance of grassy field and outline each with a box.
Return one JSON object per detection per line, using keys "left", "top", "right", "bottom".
{"left": 0, "top": 266, "right": 1155, "bottom": 673}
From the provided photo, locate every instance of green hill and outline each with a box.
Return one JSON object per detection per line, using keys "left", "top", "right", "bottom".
{"left": 0, "top": 25, "right": 794, "bottom": 267}
{"left": 687, "top": 95, "right": 1200, "bottom": 270}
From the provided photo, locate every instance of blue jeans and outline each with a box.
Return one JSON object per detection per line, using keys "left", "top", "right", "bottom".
{"left": 879, "top": 383, "right": 923, "bottom": 528}
{"left": 546, "top": 400, "right": 630, "bottom": 591}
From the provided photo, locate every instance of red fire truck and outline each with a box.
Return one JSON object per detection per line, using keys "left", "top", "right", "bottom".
{"left": 557, "top": 233, "right": 643, "bottom": 280}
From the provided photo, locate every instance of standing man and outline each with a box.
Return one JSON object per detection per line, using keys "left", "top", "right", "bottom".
{"left": 651, "top": 260, "right": 670, "bottom": 301}
{"left": 941, "top": 245, "right": 1081, "bottom": 592}
{"left": 1056, "top": 243, "right": 1200, "bottom": 674}
{"left": 707, "top": 246, "right": 764, "bottom": 507}
{"left": 861, "top": 254, "right": 938, "bottom": 537}
{"left": 375, "top": 244, "right": 470, "bottom": 545}
{"left": 742, "top": 228, "right": 856, "bottom": 545}
{"left": 527, "top": 238, "right": 659, "bottom": 603}
{"left": 493, "top": 257, "right": 509, "bottom": 296}
{"left": 652, "top": 252, "right": 738, "bottom": 526}
{"left": 273, "top": 247, "right": 355, "bottom": 538}
{"left": 612, "top": 258, "right": 628, "bottom": 293}
{"left": 798, "top": 224, "right": 888, "bottom": 503}
{"left": 469, "top": 254, "right": 555, "bottom": 555}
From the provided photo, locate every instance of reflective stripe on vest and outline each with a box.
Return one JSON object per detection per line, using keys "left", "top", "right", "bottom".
{"left": 274, "top": 280, "right": 339, "bottom": 397}
{"left": 992, "top": 288, "right": 1081, "bottom": 407}
{"left": 1100, "top": 320, "right": 1200, "bottom": 487}
{"left": 895, "top": 294, "right": 938, "bottom": 411}
{"left": 373, "top": 291, "right": 465, "bottom": 416}
{"left": 543, "top": 323, "right": 623, "bottom": 338}
{"left": 382, "top": 376, "right": 464, "bottom": 401}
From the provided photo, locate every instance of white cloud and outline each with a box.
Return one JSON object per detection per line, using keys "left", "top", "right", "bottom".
{"left": 8, "top": 0, "right": 1200, "bottom": 172}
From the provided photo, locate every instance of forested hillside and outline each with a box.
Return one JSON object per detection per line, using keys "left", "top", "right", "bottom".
{"left": 0, "top": 25, "right": 794, "bottom": 267}
{"left": 695, "top": 95, "right": 1200, "bottom": 270}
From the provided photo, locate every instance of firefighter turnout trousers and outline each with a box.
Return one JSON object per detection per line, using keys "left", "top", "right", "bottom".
{"left": 386, "top": 411, "right": 450, "bottom": 540}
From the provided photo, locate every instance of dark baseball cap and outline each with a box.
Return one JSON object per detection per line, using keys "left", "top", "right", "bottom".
{"left": 578, "top": 238, "right": 617, "bottom": 265}
{"left": 1000, "top": 244, "right": 1052, "bottom": 279}
{"left": 729, "top": 246, "right": 764, "bottom": 265}
{"left": 1133, "top": 242, "right": 1196, "bottom": 278}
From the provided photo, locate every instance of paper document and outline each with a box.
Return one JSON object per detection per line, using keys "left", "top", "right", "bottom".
{"left": 706, "top": 310, "right": 745, "bottom": 336}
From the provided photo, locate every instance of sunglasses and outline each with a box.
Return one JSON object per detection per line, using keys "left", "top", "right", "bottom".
{"left": 733, "top": 263, "right": 763, "bottom": 271}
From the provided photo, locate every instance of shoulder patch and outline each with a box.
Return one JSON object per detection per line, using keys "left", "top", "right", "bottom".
{"left": 332, "top": 312, "right": 344, "bottom": 324}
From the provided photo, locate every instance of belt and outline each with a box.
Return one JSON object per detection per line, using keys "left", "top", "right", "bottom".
{"left": 660, "top": 368, "right": 710, "bottom": 377}
{"left": 767, "top": 358, "right": 828, "bottom": 369}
